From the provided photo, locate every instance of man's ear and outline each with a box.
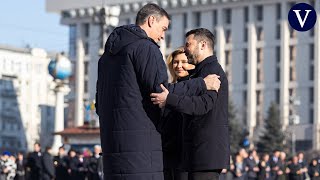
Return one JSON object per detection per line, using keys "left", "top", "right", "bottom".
{"left": 200, "top": 41, "right": 206, "bottom": 50}
{"left": 147, "top": 16, "right": 155, "bottom": 27}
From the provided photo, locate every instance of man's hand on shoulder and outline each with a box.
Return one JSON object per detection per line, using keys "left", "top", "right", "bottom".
{"left": 203, "top": 74, "right": 221, "bottom": 92}
{"left": 150, "top": 84, "right": 168, "bottom": 108}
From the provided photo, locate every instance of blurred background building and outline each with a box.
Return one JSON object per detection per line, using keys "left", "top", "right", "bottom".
{"left": 0, "top": 46, "right": 57, "bottom": 152}
{"left": 45, "top": 0, "right": 319, "bottom": 152}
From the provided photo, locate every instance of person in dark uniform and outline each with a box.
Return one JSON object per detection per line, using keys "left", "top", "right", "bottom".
{"left": 67, "top": 149, "right": 79, "bottom": 180}
{"left": 244, "top": 150, "right": 259, "bottom": 180}
{"left": 287, "top": 156, "right": 303, "bottom": 180}
{"left": 41, "top": 146, "right": 55, "bottom": 180}
{"left": 77, "top": 152, "right": 88, "bottom": 180}
{"left": 26, "top": 142, "right": 42, "bottom": 180}
{"left": 258, "top": 153, "right": 271, "bottom": 180}
{"left": 53, "top": 146, "right": 69, "bottom": 180}
{"left": 87, "top": 145, "right": 102, "bottom": 180}
{"left": 15, "top": 152, "right": 26, "bottom": 180}
{"left": 308, "top": 158, "right": 320, "bottom": 180}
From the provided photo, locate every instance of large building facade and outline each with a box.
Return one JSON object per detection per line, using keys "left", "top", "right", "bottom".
{"left": 46, "top": 0, "right": 320, "bottom": 151}
{"left": 0, "top": 45, "right": 57, "bottom": 152}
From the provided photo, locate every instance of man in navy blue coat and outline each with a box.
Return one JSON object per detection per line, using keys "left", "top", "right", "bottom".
{"left": 95, "top": 4, "right": 221, "bottom": 180}
{"left": 151, "top": 28, "right": 230, "bottom": 180}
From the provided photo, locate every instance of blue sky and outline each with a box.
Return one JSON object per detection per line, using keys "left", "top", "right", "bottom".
{"left": 0, "top": 0, "right": 68, "bottom": 53}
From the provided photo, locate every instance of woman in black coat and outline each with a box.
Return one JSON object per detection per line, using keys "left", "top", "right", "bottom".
{"left": 161, "top": 47, "right": 195, "bottom": 180}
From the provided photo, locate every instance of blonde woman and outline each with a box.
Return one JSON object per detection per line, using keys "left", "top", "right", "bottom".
{"left": 166, "top": 47, "right": 195, "bottom": 83}
{"left": 162, "top": 47, "right": 195, "bottom": 180}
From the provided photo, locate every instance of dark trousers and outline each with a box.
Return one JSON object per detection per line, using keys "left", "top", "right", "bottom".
{"left": 164, "top": 169, "right": 188, "bottom": 180}
{"left": 177, "top": 170, "right": 221, "bottom": 180}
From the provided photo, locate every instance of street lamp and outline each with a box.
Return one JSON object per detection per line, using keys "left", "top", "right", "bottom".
{"left": 289, "top": 95, "right": 300, "bottom": 155}
{"left": 48, "top": 53, "right": 72, "bottom": 154}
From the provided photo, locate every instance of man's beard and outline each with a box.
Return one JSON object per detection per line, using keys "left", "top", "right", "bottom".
{"left": 186, "top": 50, "right": 199, "bottom": 65}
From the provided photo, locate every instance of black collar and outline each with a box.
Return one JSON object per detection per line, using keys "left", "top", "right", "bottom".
{"left": 191, "top": 55, "right": 217, "bottom": 76}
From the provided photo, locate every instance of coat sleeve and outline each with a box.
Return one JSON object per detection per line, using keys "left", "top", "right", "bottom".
{"left": 165, "top": 70, "right": 226, "bottom": 116}
{"left": 165, "top": 89, "right": 217, "bottom": 116}
{"left": 132, "top": 42, "right": 206, "bottom": 96}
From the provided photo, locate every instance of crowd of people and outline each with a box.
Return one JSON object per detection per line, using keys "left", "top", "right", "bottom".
{"left": 0, "top": 143, "right": 103, "bottom": 180}
{"left": 220, "top": 148, "right": 320, "bottom": 180}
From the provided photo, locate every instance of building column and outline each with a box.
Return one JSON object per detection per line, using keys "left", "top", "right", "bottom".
{"left": 75, "top": 23, "right": 85, "bottom": 127}
{"left": 247, "top": 5, "right": 257, "bottom": 141}
{"left": 313, "top": 1, "right": 320, "bottom": 150}
{"left": 216, "top": 8, "right": 225, "bottom": 70}
{"left": 52, "top": 85, "right": 70, "bottom": 154}
{"left": 280, "top": 2, "right": 290, "bottom": 129}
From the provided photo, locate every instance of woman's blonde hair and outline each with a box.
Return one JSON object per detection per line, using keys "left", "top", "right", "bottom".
{"left": 166, "top": 47, "right": 185, "bottom": 83}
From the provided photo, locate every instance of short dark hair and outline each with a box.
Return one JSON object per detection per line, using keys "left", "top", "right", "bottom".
{"left": 135, "top": 3, "right": 170, "bottom": 25}
{"left": 186, "top": 28, "right": 215, "bottom": 51}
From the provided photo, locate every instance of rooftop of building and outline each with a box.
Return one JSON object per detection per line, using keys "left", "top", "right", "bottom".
{"left": 54, "top": 123, "right": 100, "bottom": 135}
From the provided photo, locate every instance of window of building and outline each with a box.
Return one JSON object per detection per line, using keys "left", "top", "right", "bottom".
{"left": 212, "top": 10, "right": 217, "bottom": 26}
{"left": 256, "top": 111, "right": 261, "bottom": 126}
{"left": 289, "top": 45, "right": 296, "bottom": 61}
{"left": 257, "top": 48, "right": 262, "bottom": 63}
{"left": 84, "top": 42, "right": 89, "bottom": 55}
{"left": 276, "top": 24, "right": 281, "bottom": 39}
{"left": 84, "top": 23, "right": 90, "bottom": 37}
{"left": 193, "top": 12, "right": 201, "bottom": 27}
{"left": 257, "top": 26, "right": 264, "bottom": 41}
{"left": 183, "top": 13, "right": 188, "bottom": 28}
{"left": 244, "top": 27, "right": 248, "bottom": 42}
{"left": 310, "top": 28, "right": 314, "bottom": 37}
{"left": 256, "top": 5, "right": 263, "bottom": 21}
{"left": 276, "top": 3, "right": 281, "bottom": 20}
{"left": 310, "top": 87, "right": 314, "bottom": 104}
{"left": 84, "top": 80, "right": 88, "bottom": 93}
{"left": 276, "top": 66, "right": 280, "bottom": 82}
{"left": 310, "top": 65, "right": 314, "bottom": 81}
{"left": 244, "top": 49, "right": 248, "bottom": 64}
{"left": 69, "top": 25, "right": 77, "bottom": 58}
{"left": 257, "top": 69, "right": 261, "bottom": 83}
{"left": 256, "top": 90, "right": 261, "bottom": 105}
{"left": 310, "top": 108, "right": 314, "bottom": 124}
{"left": 84, "top": 61, "right": 89, "bottom": 75}
{"left": 225, "top": 51, "right": 230, "bottom": 65}
{"left": 225, "top": 29, "right": 231, "bottom": 43}
{"left": 310, "top": 43, "right": 314, "bottom": 60}
{"left": 276, "top": 89, "right": 280, "bottom": 104}
{"left": 244, "top": 69, "right": 247, "bottom": 84}
{"left": 243, "top": 90, "right": 247, "bottom": 105}
{"left": 276, "top": 46, "right": 281, "bottom": 63}
{"left": 166, "top": 34, "right": 172, "bottom": 48}
{"left": 244, "top": 7, "right": 249, "bottom": 23}
{"left": 224, "top": 8, "right": 232, "bottom": 24}
{"left": 289, "top": 66, "right": 295, "bottom": 81}
{"left": 289, "top": 88, "right": 294, "bottom": 96}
